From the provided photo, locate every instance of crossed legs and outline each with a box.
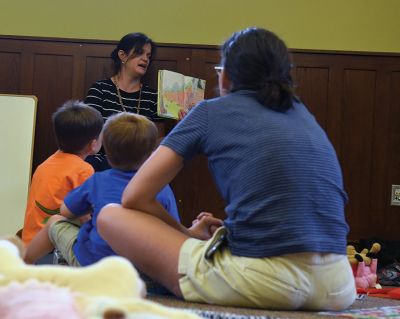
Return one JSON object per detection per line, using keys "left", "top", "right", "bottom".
{"left": 97, "top": 203, "right": 189, "bottom": 296}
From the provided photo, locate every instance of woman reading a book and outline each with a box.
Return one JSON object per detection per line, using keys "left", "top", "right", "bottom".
{"left": 84, "top": 32, "right": 164, "bottom": 171}
{"left": 97, "top": 27, "right": 356, "bottom": 310}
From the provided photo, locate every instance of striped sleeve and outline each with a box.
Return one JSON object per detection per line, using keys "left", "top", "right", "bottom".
{"left": 84, "top": 82, "right": 106, "bottom": 118}
{"left": 161, "top": 101, "right": 208, "bottom": 160}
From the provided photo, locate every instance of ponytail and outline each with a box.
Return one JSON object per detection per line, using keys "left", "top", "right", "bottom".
{"left": 221, "top": 28, "right": 297, "bottom": 113}
{"left": 256, "top": 78, "right": 295, "bottom": 112}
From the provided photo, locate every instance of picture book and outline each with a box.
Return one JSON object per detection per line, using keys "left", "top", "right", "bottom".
{"left": 157, "top": 70, "right": 206, "bottom": 119}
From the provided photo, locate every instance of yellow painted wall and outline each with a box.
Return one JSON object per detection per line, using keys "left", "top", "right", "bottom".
{"left": 1, "top": 0, "right": 399, "bottom": 53}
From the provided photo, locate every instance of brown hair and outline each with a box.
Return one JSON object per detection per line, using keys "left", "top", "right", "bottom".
{"left": 102, "top": 112, "right": 158, "bottom": 171}
{"left": 221, "top": 27, "right": 296, "bottom": 112}
{"left": 110, "top": 32, "right": 156, "bottom": 74}
{"left": 52, "top": 100, "right": 103, "bottom": 154}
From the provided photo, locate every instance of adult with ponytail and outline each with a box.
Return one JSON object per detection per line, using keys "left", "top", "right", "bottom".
{"left": 85, "top": 33, "right": 163, "bottom": 171}
{"left": 97, "top": 27, "right": 356, "bottom": 310}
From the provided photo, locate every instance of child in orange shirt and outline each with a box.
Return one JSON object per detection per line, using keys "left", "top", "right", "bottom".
{"left": 22, "top": 100, "right": 103, "bottom": 245}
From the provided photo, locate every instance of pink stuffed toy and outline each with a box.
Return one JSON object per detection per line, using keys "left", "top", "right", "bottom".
{"left": 347, "top": 243, "right": 381, "bottom": 289}
{"left": 0, "top": 280, "right": 82, "bottom": 319}
{"left": 355, "top": 258, "right": 378, "bottom": 289}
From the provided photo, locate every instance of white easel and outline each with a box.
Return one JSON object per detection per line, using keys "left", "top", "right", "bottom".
{"left": 0, "top": 94, "right": 37, "bottom": 235}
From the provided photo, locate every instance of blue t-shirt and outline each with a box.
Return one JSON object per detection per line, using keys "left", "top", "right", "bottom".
{"left": 162, "top": 90, "right": 349, "bottom": 258}
{"left": 64, "top": 168, "right": 179, "bottom": 266}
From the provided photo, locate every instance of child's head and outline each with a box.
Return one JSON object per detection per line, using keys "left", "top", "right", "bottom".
{"left": 102, "top": 112, "right": 158, "bottom": 171}
{"left": 52, "top": 100, "right": 103, "bottom": 155}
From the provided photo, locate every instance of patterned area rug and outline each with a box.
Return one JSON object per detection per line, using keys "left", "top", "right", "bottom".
{"left": 189, "top": 309, "right": 287, "bottom": 319}
{"left": 148, "top": 294, "right": 400, "bottom": 319}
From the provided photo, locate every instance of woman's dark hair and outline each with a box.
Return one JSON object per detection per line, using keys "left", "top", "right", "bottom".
{"left": 111, "top": 32, "right": 156, "bottom": 74}
{"left": 221, "top": 27, "right": 296, "bottom": 112}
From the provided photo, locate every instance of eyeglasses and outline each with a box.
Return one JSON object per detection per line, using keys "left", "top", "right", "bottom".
{"left": 214, "top": 66, "right": 223, "bottom": 75}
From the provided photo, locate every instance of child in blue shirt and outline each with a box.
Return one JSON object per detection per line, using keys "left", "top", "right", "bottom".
{"left": 24, "top": 112, "right": 179, "bottom": 266}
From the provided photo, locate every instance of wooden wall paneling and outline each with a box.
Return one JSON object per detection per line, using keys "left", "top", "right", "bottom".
{"left": 190, "top": 49, "right": 221, "bottom": 99}
{"left": 143, "top": 46, "right": 193, "bottom": 89}
{"left": 340, "top": 68, "right": 377, "bottom": 239}
{"left": 291, "top": 53, "right": 344, "bottom": 152}
{"left": 2, "top": 36, "right": 400, "bottom": 239}
{"left": 367, "top": 67, "right": 393, "bottom": 238}
{"left": 294, "top": 66, "right": 330, "bottom": 130}
{"left": 31, "top": 53, "right": 74, "bottom": 169}
{"left": 20, "top": 51, "right": 35, "bottom": 95}
{"left": 84, "top": 56, "right": 113, "bottom": 95}
{"left": 71, "top": 48, "right": 86, "bottom": 99}
{"left": 176, "top": 155, "right": 226, "bottom": 227}
{"left": 382, "top": 70, "right": 400, "bottom": 238}
{"left": 0, "top": 51, "right": 21, "bottom": 94}
{"left": 0, "top": 39, "right": 35, "bottom": 95}
{"left": 81, "top": 43, "right": 116, "bottom": 97}
{"left": 324, "top": 64, "right": 345, "bottom": 160}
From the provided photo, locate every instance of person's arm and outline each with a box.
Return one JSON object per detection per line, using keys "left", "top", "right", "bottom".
{"left": 62, "top": 175, "right": 94, "bottom": 223}
{"left": 59, "top": 202, "right": 76, "bottom": 219}
{"left": 60, "top": 202, "right": 91, "bottom": 224}
{"left": 122, "top": 145, "right": 188, "bottom": 233}
{"left": 84, "top": 81, "right": 106, "bottom": 117}
{"left": 124, "top": 101, "right": 222, "bottom": 238}
{"left": 122, "top": 146, "right": 222, "bottom": 238}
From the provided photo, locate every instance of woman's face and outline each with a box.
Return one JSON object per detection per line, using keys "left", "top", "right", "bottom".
{"left": 123, "top": 43, "right": 152, "bottom": 77}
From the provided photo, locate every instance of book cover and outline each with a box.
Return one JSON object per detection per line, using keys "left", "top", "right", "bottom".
{"left": 157, "top": 70, "right": 206, "bottom": 119}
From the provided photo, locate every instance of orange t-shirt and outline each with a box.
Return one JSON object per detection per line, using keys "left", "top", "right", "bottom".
{"left": 22, "top": 151, "right": 94, "bottom": 245}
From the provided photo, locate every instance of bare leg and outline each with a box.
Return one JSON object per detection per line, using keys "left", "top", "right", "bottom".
{"left": 24, "top": 215, "right": 66, "bottom": 264}
{"left": 97, "top": 204, "right": 189, "bottom": 296}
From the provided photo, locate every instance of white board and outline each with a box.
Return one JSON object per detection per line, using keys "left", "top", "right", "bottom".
{"left": 0, "top": 94, "right": 37, "bottom": 235}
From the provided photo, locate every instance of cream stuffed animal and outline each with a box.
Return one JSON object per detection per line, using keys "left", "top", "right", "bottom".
{"left": 0, "top": 237, "right": 199, "bottom": 319}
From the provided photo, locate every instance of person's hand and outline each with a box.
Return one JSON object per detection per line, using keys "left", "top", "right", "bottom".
{"left": 192, "top": 212, "right": 221, "bottom": 235}
{"left": 77, "top": 214, "right": 91, "bottom": 225}
{"left": 192, "top": 212, "right": 214, "bottom": 225}
{"left": 192, "top": 211, "right": 214, "bottom": 222}
{"left": 188, "top": 214, "right": 223, "bottom": 240}
{"left": 178, "top": 108, "right": 188, "bottom": 120}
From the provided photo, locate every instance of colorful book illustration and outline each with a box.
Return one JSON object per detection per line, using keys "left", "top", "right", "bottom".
{"left": 157, "top": 70, "right": 206, "bottom": 119}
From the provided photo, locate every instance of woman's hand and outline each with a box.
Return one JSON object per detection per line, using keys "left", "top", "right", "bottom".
{"left": 178, "top": 109, "right": 188, "bottom": 120}
{"left": 192, "top": 212, "right": 214, "bottom": 225}
{"left": 188, "top": 213, "right": 223, "bottom": 240}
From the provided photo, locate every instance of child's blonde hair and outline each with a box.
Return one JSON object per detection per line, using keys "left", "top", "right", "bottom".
{"left": 102, "top": 112, "right": 158, "bottom": 171}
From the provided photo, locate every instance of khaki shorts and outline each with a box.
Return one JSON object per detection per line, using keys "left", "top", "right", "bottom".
{"left": 49, "top": 219, "right": 81, "bottom": 267}
{"left": 178, "top": 227, "right": 356, "bottom": 310}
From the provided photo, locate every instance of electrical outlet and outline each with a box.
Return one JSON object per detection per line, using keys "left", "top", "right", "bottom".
{"left": 391, "top": 185, "right": 400, "bottom": 206}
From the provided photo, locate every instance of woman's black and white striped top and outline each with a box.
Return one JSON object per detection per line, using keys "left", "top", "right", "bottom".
{"left": 84, "top": 78, "right": 164, "bottom": 122}
{"left": 84, "top": 78, "right": 164, "bottom": 171}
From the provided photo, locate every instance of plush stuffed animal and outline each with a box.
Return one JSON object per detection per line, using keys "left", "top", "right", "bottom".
{"left": 347, "top": 243, "right": 381, "bottom": 290}
{"left": 0, "top": 237, "right": 199, "bottom": 319}
{"left": 346, "top": 245, "right": 359, "bottom": 266}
